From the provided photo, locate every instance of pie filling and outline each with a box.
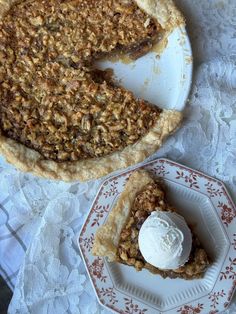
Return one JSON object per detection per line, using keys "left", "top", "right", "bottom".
{"left": 0, "top": 0, "right": 163, "bottom": 162}
{"left": 117, "top": 182, "right": 210, "bottom": 279}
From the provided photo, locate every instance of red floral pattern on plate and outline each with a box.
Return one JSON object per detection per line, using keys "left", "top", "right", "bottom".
{"left": 91, "top": 204, "right": 110, "bottom": 227}
{"left": 100, "top": 287, "right": 118, "bottom": 305}
{"left": 218, "top": 202, "right": 236, "bottom": 227}
{"left": 153, "top": 164, "right": 170, "bottom": 176}
{"left": 122, "top": 298, "right": 147, "bottom": 314}
{"left": 220, "top": 257, "right": 236, "bottom": 280}
{"left": 209, "top": 290, "right": 226, "bottom": 309}
{"left": 103, "top": 181, "right": 118, "bottom": 198}
{"left": 177, "top": 303, "right": 204, "bottom": 314}
{"left": 176, "top": 171, "right": 200, "bottom": 189}
{"left": 205, "top": 182, "right": 223, "bottom": 197}
{"left": 80, "top": 233, "right": 94, "bottom": 252}
{"left": 89, "top": 257, "right": 107, "bottom": 282}
{"left": 228, "top": 280, "right": 236, "bottom": 302}
{"left": 231, "top": 234, "right": 236, "bottom": 249}
{"left": 224, "top": 279, "right": 236, "bottom": 308}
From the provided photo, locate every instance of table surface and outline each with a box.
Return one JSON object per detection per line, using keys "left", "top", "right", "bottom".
{"left": 0, "top": 1, "right": 236, "bottom": 313}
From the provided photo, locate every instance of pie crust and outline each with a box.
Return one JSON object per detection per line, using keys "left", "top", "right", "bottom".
{"left": 93, "top": 170, "right": 153, "bottom": 260}
{"left": 93, "top": 170, "right": 210, "bottom": 279}
{"left": 0, "top": 0, "right": 184, "bottom": 182}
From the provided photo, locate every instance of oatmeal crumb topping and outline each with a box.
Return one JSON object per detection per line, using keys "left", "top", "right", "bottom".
{"left": 0, "top": 0, "right": 162, "bottom": 161}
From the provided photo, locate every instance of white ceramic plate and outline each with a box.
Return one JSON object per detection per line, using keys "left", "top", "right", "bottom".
{"left": 78, "top": 158, "right": 236, "bottom": 314}
{"left": 96, "top": 26, "right": 192, "bottom": 111}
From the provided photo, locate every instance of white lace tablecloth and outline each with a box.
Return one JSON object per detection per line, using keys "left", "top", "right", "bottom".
{"left": 0, "top": 0, "right": 235, "bottom": 313}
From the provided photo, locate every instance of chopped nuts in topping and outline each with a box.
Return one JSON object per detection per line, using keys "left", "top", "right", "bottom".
{"left": 0, "top": 0, "right": 162, "bottom": 162}
{"left": 117, "top": 181, "right": 210, "bottom": 279}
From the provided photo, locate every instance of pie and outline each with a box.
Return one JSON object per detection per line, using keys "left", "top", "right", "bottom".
{"left": 0, "top": 0, "right": 184, "bottom": 181}
{"left": 93, "top": 170, "right": 210, "bottom": 279}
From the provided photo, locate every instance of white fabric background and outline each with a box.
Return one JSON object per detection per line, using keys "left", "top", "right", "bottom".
{"left": 0, "top": 0, "right": 235, "bottom": 313}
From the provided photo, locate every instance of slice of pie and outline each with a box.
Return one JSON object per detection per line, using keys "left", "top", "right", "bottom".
{"left": 0, "top": 0, "right": 184, "bottom": 181}
{"left": 93, "top": 170, "right": 210, "bottom": 279}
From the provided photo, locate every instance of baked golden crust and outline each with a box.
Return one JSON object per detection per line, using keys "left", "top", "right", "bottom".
{"left": 135, "top": 0, "right": 184, "bottom": 29}
{"left": 0, "top": 0, "right": 183, "bottom": 181}
{"left": 92, "top": 170, "right": 153, "bottom": 260}
{"left": 0, "top": 111, "right": 181, "bottom": 181}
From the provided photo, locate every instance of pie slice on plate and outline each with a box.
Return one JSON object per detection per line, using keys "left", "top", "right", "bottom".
{"left": 0, "top": 0, "right": 183, "bottom": 181}
{"left": 93, "top": 170, "right": 210, "bottom": 279}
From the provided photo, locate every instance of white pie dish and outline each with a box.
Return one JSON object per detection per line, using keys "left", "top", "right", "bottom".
{"left": 97, "top": 25, "right": 192, "bottom": 112}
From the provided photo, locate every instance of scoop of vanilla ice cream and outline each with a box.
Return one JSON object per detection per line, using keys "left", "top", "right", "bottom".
{"left": 138, "top": 210, "right": 192, "bottom": 270}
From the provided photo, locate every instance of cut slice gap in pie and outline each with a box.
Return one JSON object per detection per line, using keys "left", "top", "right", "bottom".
{"left": 0, "top": 0, "right": 184, "bottom": 181}
{"left": 93, "top": 170, "right": 210, "bottom": 280}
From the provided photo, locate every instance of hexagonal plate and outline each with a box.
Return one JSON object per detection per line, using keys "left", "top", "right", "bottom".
{"left": 78, "top": 158, "right": 236, "bottom": 314}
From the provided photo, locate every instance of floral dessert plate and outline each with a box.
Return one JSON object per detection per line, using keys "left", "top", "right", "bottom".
{"left": 78, "top": 158, "right": 236, "bottom": 314}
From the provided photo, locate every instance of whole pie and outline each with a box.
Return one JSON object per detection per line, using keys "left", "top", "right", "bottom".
{"left": 93, "top": 170, "right": 210, "bottom": 279}
{"left": 0, "top": 0, "right": 183, "bottom": 181}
